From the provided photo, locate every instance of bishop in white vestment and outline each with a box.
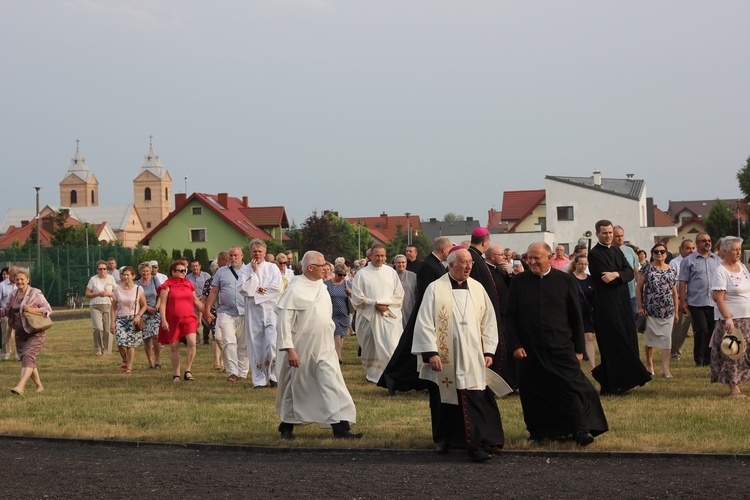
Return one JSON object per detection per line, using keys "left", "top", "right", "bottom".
{"left": 412, "top": 248, "right": 505, "bottom": 462}
{"left": 351, "top": 245, "right": 404, "bottom": 383}
{"left": 275, "top": 251, "right": 360, "bottom": 440}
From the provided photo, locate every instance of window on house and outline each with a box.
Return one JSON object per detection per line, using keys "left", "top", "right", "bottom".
{"left": 557, "top": 206, "right": 574, "bottom": 221}
{"left": 192, "top": 207, "right": 202, "bottom": 215}
{"left": 538, "top": 217, "right": 547, "bottom": 232}
{"left": 190, "top": 229, "right": 206, "bottom": 242}
{"left": 146, "top": 222, "right": 152, "bottom": 228}
{"left": 681, "top": 216, "right": 690, "bottom": 224}
{"left": 70, "top": 190, "right": 78, "bottom": 204}
{"left": 145, "top": 187, "right": 152, "bottom": 201}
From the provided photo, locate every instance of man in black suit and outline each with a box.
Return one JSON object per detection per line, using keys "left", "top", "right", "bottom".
{"left": 379, "top": 236, "right": 452, "bottom": 396}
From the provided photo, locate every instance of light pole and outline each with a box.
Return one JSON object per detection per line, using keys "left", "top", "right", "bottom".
{"left": 405, "top": 212, "right": 411, "bottom": 246}
{"left": 85, "top": 222, "right": 90, "bottom": 274}
{"left": 34, "top": 186, "right": 41, "bottom": 271}
{"left": 357, "top": 219, "right": 362, "bottom": 260}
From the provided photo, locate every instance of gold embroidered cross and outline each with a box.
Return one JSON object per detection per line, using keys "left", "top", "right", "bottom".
{"left": 442, "top": 377, "right": 453, "bottom": 389}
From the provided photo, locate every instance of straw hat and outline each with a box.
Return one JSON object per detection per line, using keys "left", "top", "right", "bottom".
{"left": 721, "top": 328, "right": 746, "bottom": 361}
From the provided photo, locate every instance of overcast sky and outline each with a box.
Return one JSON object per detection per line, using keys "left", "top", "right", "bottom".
{"left": 1, "top": 0, "right": 748, "bottom": 226}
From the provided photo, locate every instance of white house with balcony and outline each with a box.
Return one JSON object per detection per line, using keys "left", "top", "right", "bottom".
{"left": 489, "top": 171, "right": 677, "bottom": 254}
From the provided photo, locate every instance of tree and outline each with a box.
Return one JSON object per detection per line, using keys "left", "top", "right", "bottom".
{"left": 385, "top": 225, "right": 432, "bottom": 263}
{"left": 443, "top": 213, "right": 465, "bottom": 222}
{"left": 50, "top": 209, "right": 75, "bottom": 245}
{"left": 300, "top": 211, "right": 371, "bottom": 262}
{"left": 195, "top": 248, "right": 210, "bottom": 271}
{"left": 704, "top": 199, "right": 733, "bottom": 242}
{"left": 737, "top": 155, "right": 750, "bottom": 201}
{"left": 182, "top": 248, "right": 195, "bottom": 263}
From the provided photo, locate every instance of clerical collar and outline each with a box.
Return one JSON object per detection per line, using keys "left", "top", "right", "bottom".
{"left": 448, "top": 275, "right": 467, "bottom": 289}
{"left": 598, "top": 242, "right": 611, "bottom": 249}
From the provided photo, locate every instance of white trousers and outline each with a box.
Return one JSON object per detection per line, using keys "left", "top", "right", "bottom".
{"left": 246, "top": 299, "right": 277, "bottom": 387}
{"left": 218, "top": 312, "right": 248, "bottom": 378}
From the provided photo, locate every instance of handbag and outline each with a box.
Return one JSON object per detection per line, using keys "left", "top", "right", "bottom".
{"left": 24, "top": 311, "right": 53, "bottom": 333}
{"left": 574, "top": 278, "right": 595, "bottom": 326}
{"left": 133, "top": 287, "right": 145, "bottom": 331}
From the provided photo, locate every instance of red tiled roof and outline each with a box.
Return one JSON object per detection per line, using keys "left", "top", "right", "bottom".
{"left": 652, "top": 205, "right": 674, "bottom": 227}
{"left": 239, "top": 206, "right": 289, "bottom": 228}
{"left": 0, "top": 223, "right": 53, "bottom": 249}
{"left": 344, "top": 214, "right": 422, "bottom": 243}
{"left": 141, "top": 193, "right": 274, "bottom": 244}
{"left": 487, "top": 209, "right": 503, "bottom": 228}
{"left": 501, "top": 190, "right": 546, "bottom": 221}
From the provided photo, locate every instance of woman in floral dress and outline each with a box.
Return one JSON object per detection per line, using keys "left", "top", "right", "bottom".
{"left": 636, "top": 242, "right": 678, "bottom": 378}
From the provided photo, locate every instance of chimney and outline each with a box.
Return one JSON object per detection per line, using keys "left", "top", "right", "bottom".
{"left": 242, "top": 196, "right": 248, "bottom": 207}
{"left": 175, "top": 193, "right": 187, "bottom": 210}
{"left": 593, "top": 170, "right": 602, "bottom": 186}
{"left": 626, "top": 173, "right": 634, "bottom": 180}
{"left": 217, "top": 193, "right": 229, "bottom": 208}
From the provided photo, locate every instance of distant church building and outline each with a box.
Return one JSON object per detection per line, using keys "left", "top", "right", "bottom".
{"left": 59, "top": 140, "right": 99, "bottom": 208}
{"left": 3, "top": 138, "right": 175, "bottom": 249}
{"left": 132, "top": 139, "right": 173, "bottom": 231}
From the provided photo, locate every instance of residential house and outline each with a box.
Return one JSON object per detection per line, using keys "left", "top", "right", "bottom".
{"left": 420, "top": 217, "right": 480, "bottom": 243}
{"left": 344, "top": 212, "right": 422, "bottom": 246}
{"left": 140, "top": 192, "right": 289, "bottom": 258}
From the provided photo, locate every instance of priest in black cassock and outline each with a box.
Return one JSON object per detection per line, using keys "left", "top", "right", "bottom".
{"left": 466, "top": 228, "right": 508, "bottom": 378}
{"left": 505, "top": 242, "right": 608, "bottom": 446}
{"left": 588, "top": 220, "right": 652, "bottom": 395}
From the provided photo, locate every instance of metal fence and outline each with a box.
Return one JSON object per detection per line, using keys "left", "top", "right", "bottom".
{"left": 1, "top": 245, "right": 133, "bottom": 307}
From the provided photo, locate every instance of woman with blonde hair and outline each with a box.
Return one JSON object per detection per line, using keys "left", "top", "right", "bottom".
{"left": 0, "top": 268, "right": 52, "bottom": 395}
{"left": 136, "top": 261, "right": 162, "bottom": 369}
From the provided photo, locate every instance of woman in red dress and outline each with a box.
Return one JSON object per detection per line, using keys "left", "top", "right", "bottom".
{"left": 158, "top": 260, "right": 205, "bottom": 382}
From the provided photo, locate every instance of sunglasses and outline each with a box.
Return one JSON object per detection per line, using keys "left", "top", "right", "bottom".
{"left": 652, "top": 250, "right": 667, "bottom": 255}
{"left": 173, "top": 268, "right": 187, "bottom": 273}
{"left": 337, "top": 273, "right": 347, "bottom": 277}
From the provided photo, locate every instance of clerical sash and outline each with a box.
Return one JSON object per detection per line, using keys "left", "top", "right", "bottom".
{"left": 433, "top": 275, "right": 487, "bottom": 405}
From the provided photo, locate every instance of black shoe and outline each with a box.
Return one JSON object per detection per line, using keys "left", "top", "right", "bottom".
{"left": 280, "top": 430, "right": 295, "bottom": 440}
{"left": 467, "top": 448, "right": 493, "bottom": 462}
{"left": 575, "top": 431, "right": 594, "bottom": 446}
{"left": 334, "top": 431, "right": 363, "bottom": 440}
{"left": 527, "top": 433, "right": 547, "bottom": 445}
{"left": 435, "top": 442, "right": 450, "bottom": 454}
{"left": 269, "top": 380, "right": 277, "bottom": 388}
{"left": 483, "top": 445, "right": 502, "bottom": 455}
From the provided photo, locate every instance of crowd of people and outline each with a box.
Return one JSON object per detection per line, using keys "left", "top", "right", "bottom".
{"left": 1, "top": 222, "right": 749, "bottom": 461}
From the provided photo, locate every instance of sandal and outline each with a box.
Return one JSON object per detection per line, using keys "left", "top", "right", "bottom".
{"left": 124, "top": 368, "right": 133, "bottom": 374}
{"left": 729, "top": 392, "right": 746, "bottom": 398}
{"left": 173, "top": 375, "right": 181, "bottom": 382}
{"left": 10, "top": 387, "right": 24, "bottom": 396}
{"left": 154, "top": 363, "right": 162, "bottom": 369}
{"left": 184, "top": 371, "right": 195, "bottom": 381}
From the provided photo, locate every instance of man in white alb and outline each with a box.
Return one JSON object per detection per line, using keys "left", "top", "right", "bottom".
{"left": 241, "top": 239, "right": 283, "bottom": 388}
{"left": 275, "top": 251, "right": 361, "bottom": 440}
{"left": 351, "top": 244, "right": 404, "bottom": 383}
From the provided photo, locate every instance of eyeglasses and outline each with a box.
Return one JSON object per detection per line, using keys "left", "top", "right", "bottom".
{"left": 652, "top": 250, "right": 667, "bottom": 255}
{"left": 173, "top": 268, "right": 187, "bottom": 273}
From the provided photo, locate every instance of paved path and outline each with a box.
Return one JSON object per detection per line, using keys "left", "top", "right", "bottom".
{"left": 1, "top": 436, "right": 748, "bottom": 499}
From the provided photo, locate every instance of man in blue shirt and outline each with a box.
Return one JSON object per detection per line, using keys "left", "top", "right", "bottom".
{"left": 205, "top": 246, "right": 249, "bottom": 381}
{"left": 678, "top": 233, "right": 721, "bottom": 367}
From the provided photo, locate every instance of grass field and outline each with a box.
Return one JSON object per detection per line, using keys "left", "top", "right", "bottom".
{"left": 0, "top": 315, "right": 747, "bottom": 453}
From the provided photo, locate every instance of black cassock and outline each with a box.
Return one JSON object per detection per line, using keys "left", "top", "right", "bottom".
{"left": 505, "top": 269, "right": 608, "bottom": 439}
{"left": 588, "top": 243, "right": 652, "bottom": 395}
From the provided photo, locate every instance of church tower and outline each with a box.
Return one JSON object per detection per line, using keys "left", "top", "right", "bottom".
{"left": 59, "top": 140, "right": 99, "bottom": 207}
{"left": 133, "top": 137, "right": 172, "bottom": 231}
